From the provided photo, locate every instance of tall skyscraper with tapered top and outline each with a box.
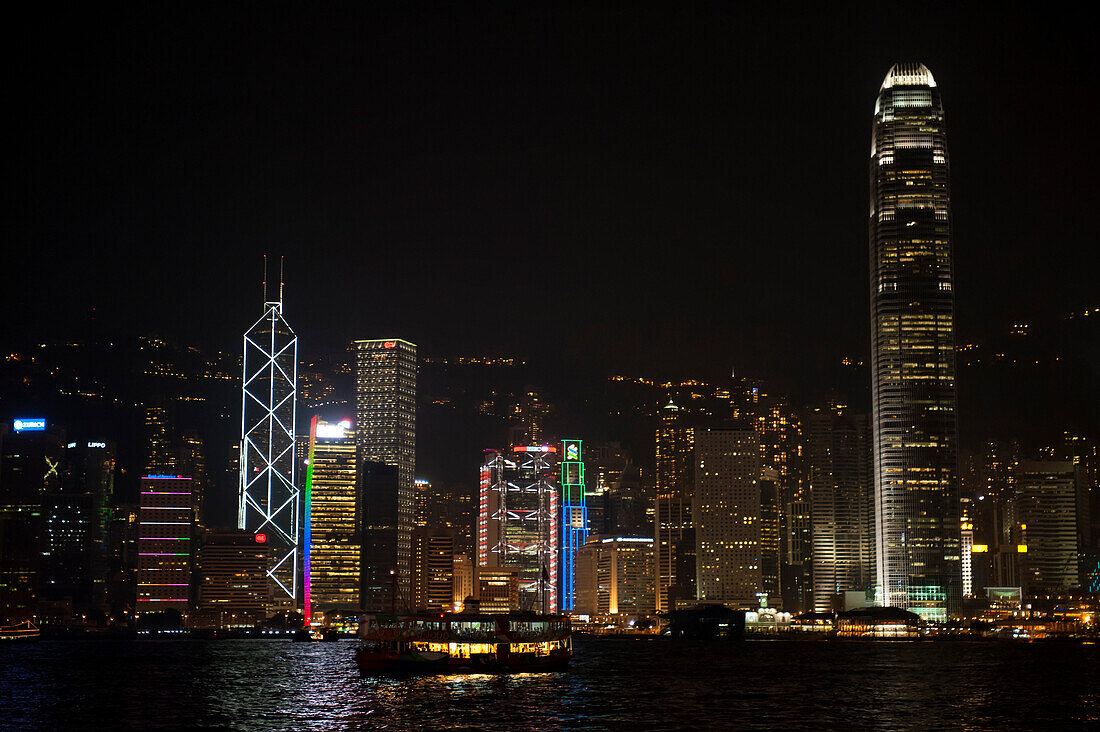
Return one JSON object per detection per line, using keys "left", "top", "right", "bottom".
{"left": 354, "top": 339, "right": 416, "bottom": 601}
{"left": 869, "top": 63, "right": 961, "bottom": 621}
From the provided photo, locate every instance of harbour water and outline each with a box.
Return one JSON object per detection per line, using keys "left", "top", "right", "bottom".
{"left": 3, "top": 637, "right": 1097, "bottom": 730}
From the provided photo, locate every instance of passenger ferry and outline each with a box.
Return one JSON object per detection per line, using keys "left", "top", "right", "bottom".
{"left": 0, "top": 620, "right": 41, "bottom": 642}
{"left": 356, "top": 612, "right": 572, "bottom": 672}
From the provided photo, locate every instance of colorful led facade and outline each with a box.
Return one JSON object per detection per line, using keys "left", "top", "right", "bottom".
{"left": 238, "top": 266, "right": 298, "bottom": 605}
{"left": 870, "top": 63, "right": 961, "bottom": 620}
{"left": 137, "top": 475, "right": 194, "bottom": 613}
{"left": 302, "top": 416, "right": 316, "bottom": 624}
{"left": 559, "top": 439, "right": 588, "bottom": 612}
{"left": 479, "top": 446, "right": 559, "bottom": 613}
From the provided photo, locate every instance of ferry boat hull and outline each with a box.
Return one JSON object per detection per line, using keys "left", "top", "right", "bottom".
{"left": 0, "top": 620, "right": 41, "bottom": 642}
{"left": 355, "top": 646, "right": 572, "bottom": 673}
{"left": 355, "top": 612, "right": 572, "bottom": 673}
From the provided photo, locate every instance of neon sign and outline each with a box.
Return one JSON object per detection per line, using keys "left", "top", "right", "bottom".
{"left": 13, "top": 418, "right": 46, "bottom": 432}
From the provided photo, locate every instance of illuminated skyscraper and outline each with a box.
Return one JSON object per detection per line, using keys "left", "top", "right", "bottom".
{"left": 694, "top": 427, "right": 761, "bottom": 608}
{"left": 0, "top": 419, "right": 62, "bottom": 623}
{"left": 137, "top": 475, "right": 195, "bottom": 615}
{"left": 354, "top": 339, "right": 416, "bottom": 599}
{"left": 41, "top": 439, "right": 116, "bottom": 622}
{"left": 560, "top": 439, "right": 588, "bottom": 612}
{"left": 654, "top": 400, "right": 694, "bottom": 612}
{"left": 1015, "top": 462, "right": 1079, "bottom": 593}
{"left": 238, "top": 265, "right": 298, "bottom": 607}
{"left": 194, "top": 530, "right": 270, "bottom": 629}
{"left": 304, "top": 418, "right": 359, "bottom": 614}
{"left": 574, "top": 536, "right": 656, "bottom": 618}
{"left": 412, "top": 528, "right": 456, "bottom": 612}
{"left": 870, "top": 63, "right": 961, "bottom": 620}
{"left": 806, "top": 410, "right": 873, "bottom": 612}
{"left": 479, "top": 446, "right": 559, "bottom": 613}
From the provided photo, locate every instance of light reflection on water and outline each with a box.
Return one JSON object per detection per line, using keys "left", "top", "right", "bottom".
{"left": 2, "top": 638, "right": 1098, "bottom": 730}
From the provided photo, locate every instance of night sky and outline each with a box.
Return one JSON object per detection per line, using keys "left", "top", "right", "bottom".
{"left": 11, "top": 5, "right": 1097, "bottom": 389}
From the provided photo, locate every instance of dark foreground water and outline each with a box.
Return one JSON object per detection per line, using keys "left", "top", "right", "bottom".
{"left": 2, "top": 637, "right": 1097, "bottom": 730}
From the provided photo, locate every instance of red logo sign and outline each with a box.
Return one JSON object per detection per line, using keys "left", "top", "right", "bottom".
{"left": 383, "top": 341, "right": 396, "bottom": 349}
{"left": 255, "top": 533, "right": 267, "bottom": 544}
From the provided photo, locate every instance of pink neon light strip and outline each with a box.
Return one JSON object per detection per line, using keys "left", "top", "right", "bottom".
{"left": 139, "top": 537, "right": 189, "bottom": 541}
{"left": 141, "top": 491, "right": 192, "bottom": 495}
{"left": 138, "top": 583, "right": 189, "bottom": 586}
{"left": 137, "top": 599, "right": 189, "bottom": 602}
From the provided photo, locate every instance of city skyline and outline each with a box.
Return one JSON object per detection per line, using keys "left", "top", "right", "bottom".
{"left": 3, "top": 7, "right": 1098, "bottom": 728}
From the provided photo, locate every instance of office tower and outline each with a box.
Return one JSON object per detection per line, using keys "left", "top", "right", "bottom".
{"left": 758, "top": 468, "right": 782, "bottom": 605}
{"left": 751, "top": 397, "right": 808, "bottom": 611}
{"left": 806, "top": 410, "right": 874, "bottom": 612}
{"left": 177, "top": 432, "right": 207, "bottom": 529}
{"left": 39, "top": 439, "right": 115, "bottom": 624}
{"left": 304, "top": 418, "right": 359, "bottom": 613}
{"left": 238, "top": 268, "right": 298, "bottom": 607}
{"left": 452, "top": 554, "right": 474, "bottom": 609}
{"left": 583, "top": 441, "right": 630, "bottom": 535}
{"left": 960, "top": 518, "right": 975, "bottom": 598}
{"left": 694, "top": 426, "right": 761, "bottom": 608}
{"left": 475, "top": 566, "right": 520, "bottom": 613}
{"left": 869, "top": 63, "right": 961, "bottom": 620}
{"left": 354, "top": 338, "right": 416, "bottom": 600}
{"left": 359, "top": 461, "right": 400, "bottom": 612}
{"left": 136, "top": 475, "right": 195, "bottom": 616}
{"left": 144, "top": 403, "right": 177, "bottom": 475}
{"left": 560, "top": 439, "right": 588, "bottom": 612}
{"left": 668, "top": 529, "right": 696, "bottom": 607}
{"left": 479, "top": 446, "right": 559, "bottom": 613}
{"left": 1059, "top": 432, "right": 1098, "bottom": 587}
{"left": 412, "top": 528, "right": 455, "bottom": 612}
{"left": 0, "top": 418, "right": 60, "bottom": 623}
{"left": 606, "top": 464, "right": 649, "bottom": 537}
{"left": 971, "top": 440, "right": 1021, "bottom": 580}
{"left": 107, "top": 503, "right": 139, "bottom": 622}
{"left": 194, "top": 530, "right": 270, "bottom": 629}
{"left": 507, "top": 386, "right": 551, "bottom": 446}
{"left": 413, "top": 479, "right": 431, "bottom": 528}
{"left": 654, "top": 400, "right": 695, "bottom": 612}
{"left": 574, "top": 536, "right": 656, "bottom": 618}
{"left": 1015, "top": 462, "right": 1079, "bottom": 593}
{"left": 298, "top": 366, "right": 337, "bottom": 410}
{"left": 453, "top": 485, "right": 477, "bottom": 559}
{"left": 144, "top": 400, "right": 207, "bottom": 531}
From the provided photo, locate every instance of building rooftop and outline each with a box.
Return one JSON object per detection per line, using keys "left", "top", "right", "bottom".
{"left": 880, "top": 62, "right": 937, "bottom": 91}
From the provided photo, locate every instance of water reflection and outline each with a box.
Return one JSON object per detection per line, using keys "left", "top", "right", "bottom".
{"left": 2, "top": 638, "right": 1097, "bottom": 730}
